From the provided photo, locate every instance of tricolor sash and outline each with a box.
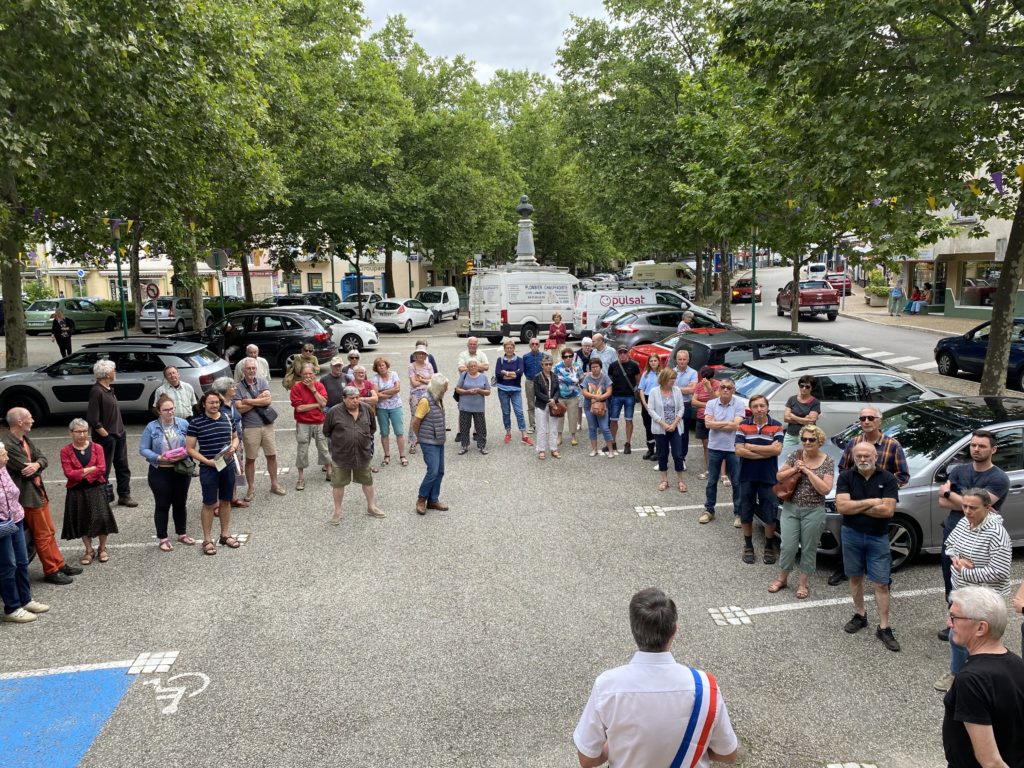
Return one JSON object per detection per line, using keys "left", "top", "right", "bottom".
{"left": 668, "top": 668, "right": 719, "bottom": 768}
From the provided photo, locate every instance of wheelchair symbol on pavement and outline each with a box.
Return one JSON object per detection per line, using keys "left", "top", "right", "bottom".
{"left": 141, "top": 672, "right": 211, "bottom": 715}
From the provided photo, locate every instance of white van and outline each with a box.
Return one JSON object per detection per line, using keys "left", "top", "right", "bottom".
{"left": 414, "top": 286, "right": 460, "bottom": 321}
{"left": 803, "top": 262, "right": 828, "bottom": 279}
{"left": 622, "top": 260, "right": 655, "bottom": 279}
{"left": 574, "top": 287, "right": 707, "bottom": 337}
{"left": 630, "top": 262, "right": 697, "bottom": 292}
{"left": 468, "top": 267, "right": 578, "bottom": 344}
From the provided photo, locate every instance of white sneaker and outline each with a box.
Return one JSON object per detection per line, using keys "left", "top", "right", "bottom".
{"left": 23, "top": 600, "right": 50, "bottom": 614}
{"left": 933, "top": 672, "right": 956, "bottom": 692}
{"left": 3, "top": 608, "right": 37, "bottom": 623}
{"left": 589, "top": 450, "right": 598, "bottom": 457}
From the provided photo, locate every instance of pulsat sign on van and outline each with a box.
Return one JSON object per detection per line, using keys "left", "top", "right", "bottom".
{"left": 598, "top": 294, "right": 647, "bottom": 308}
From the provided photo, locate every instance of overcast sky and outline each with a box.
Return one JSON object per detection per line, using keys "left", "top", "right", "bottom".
{"left": 361, "top": 0, "right": 608, "bottom": 81}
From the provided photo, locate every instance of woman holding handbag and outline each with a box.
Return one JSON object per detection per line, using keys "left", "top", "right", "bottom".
{"left": 139, "top": 396, "right": 194, "bottom": 552}
{"left": 547, "top": 313, "right": 568, "bottom": 349}
{"left": 61, "top": 417, "right": 119, "bottom": 562}
{"left": 532, "top": 354, "right": 563, "bottom": 459}
{"left": 769, "top": 425, "right": 834, "bottom": 599}
{"left": 581, "top": 358, "right": 614, "bottom": 457}
{"left": 0, "top": 442, "right": 49, "bottom": 623}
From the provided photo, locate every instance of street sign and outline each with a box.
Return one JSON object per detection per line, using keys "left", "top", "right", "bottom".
{"left": 76, "top": 269, "right": 86, "bottom": 279}
{"left": 204, "top": 249, "right": 230, "bottom": 271}
{"left": 145, "top": 283, "right": 160, "bottom": 300}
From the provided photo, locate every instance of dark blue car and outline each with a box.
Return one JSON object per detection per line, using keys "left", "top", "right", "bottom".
{"left": 934, "top": 317, "right": 1024, "bottom": 389}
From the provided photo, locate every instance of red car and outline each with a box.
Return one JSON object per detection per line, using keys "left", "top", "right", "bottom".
{"left": 628, "top": 328, "right": 727, "bottom": 370}
{"left": 826, "top": 272, "right": 853, "bottom": 296}
{"left": 731, "top": 278, "right": 762, "bottom": 303}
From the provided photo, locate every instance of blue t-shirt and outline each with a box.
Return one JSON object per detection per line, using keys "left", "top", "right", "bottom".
{"left": 187, "top": 413, "right": 234, "bottom": 460}
{"left": 735, "top": 416, "right": 785, "bottom": 483}
{"left": 674, "top": 366, "right": 698, "bottom": 403}
{"left": 456, "top": 371, "right": 490, "bottom": 413}
{"left": 638, "top": 370, "right": 661, "bottom": 396}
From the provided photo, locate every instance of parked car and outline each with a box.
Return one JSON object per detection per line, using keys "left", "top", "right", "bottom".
{"left": 962, "top": 278, "right": 997, "bottom": 306}
{"left": 802, "top": 262, "right": 828, "bottom": 280}
{"left": 204, "top": 294, "right": 245, "bottom": 304}
{"left": 0, "top": 338, "right": 230, "bottom": 422}
{"left": 731, "top": 278, "right": 762, "bottom": 303}
{"left": 139, "top": 296, "right": 214, "bottom": 333}
{"left": 825, "top": 272, "right": 853, "bottom": 296}
{"left": 821, "top": 396, "right": 1024, "bottom": 570}
{"left": 280, "top": 304, "right": 379, "bottom": 353}
{"left": 174, "top": 308, "right": 337, "bottom": 372}
{"left": 630, "top": 329, "right": 888, "bottom": 374}
{"left": 731, "top": 355, "right": 943, "bottom": 437}
{"left": 776, "top": 280, "right": 840, "bottom": 321}
{"left": 934, "top": 318, "right": 1024, "bottom": 390}
{"left": 370, "top": 298, "right": 435, "bottom": 333}
{"left": 604, "top": 307, "right": 732, "bottom": 349}
{"left": 414, "top": 287, "right": 460, "bottom": 322}
{"left": 338, "top": 292, "right": 383, "bottom": 321}
{"left": 598, "top": 304, "right": 724, "bottom": 334}
{"left": 25, "top": 298, "right": 119, "bottom": 335}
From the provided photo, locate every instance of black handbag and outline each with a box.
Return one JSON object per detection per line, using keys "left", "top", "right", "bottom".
{"left": 240, "top": 379, "right": 278, "bottom": 423}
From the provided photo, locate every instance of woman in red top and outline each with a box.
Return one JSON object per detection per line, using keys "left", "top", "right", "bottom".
{"left": 60, "top": 417, "right": 118, "bottom": 564}
{"left": 547, "top": 313, "right": 568, "bottom": 349}
{"left": 290, "top": 362, "right": 331, "bottom": 490}
{"left": 690, "top": 366, "right": 722, "bottom": 481}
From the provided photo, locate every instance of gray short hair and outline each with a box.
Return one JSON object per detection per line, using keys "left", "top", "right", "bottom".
{"left": 211, "top": 376, "right": 236, "bottom": 395}
{"left": 93, "top": 359, "right": 116, "bottom": 380}
{"left": 246, "top": 344, "right": 259, "bottom": 354}
{"left": 949, "top": 586, "right": 1008, "bottom": 639}
{"left": 683, "top": 311, "right": 694, "bottom": 321}
{"left": 301, "top": 363, "right": 315, "bottom": 374}
{"left": 69, "top": 418, "right": 89, "bottom": 433}
{"left": 351, "top": 365, "right": 365, "bottom": 375}
{"left": 427, "top": 374, "right": 449, "bottom": 401}
{"left": 342, "top": 386, "right": 359, "bottom": 397}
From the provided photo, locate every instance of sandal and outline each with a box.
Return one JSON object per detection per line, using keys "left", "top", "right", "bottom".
{"left": 697, "top": 471, "right": 709, "bottom": 480}
{"left": 80, "top": 549, "right": 94, "bottom": 566}
{"left": 768, "top": 578, "right": 788, "bottom": 594}
{"left": 796, "top": 585, "right": 810, "bottom": 600}
{"left": 678, "top": 481, "right": 688, "bottom": 493}
{"left": 158, "top": 539, "right": 173, "bottom": 553}
{"left": 177, "top": 534, "right": 197, "bottom": 546}
{"left": 218, "top": 535, "right": 241, "bottom": 549}
{"left": 399, "top": 456, "right": 409, "bottom": 467}
{"left": 658, "top": 480, "right": 669, "bottom": 492}
{"left": 382, "top": 455, "right": 391, "bottom": 466}
{"left": 202, "top": 540, "right": 217, "bottom": 556}
{"left": 97, "top": 548, "right": 109, "bottom": 563}
{"left": 550, "top": 451, "right": 561, "bottom": 459}
{"left": 537, "top": 452, "right": 546, "bottom": 460}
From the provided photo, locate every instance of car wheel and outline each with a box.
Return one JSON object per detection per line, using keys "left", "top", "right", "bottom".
{"left": 520, "top": 323, "right": 537, "bottom": 344}
{"left": 427, "top": 314, "right": 435, "bottom": 328}
{"left": 281, "top": 351, "right": 297, "bottom": 372}
{"left": 451, "top": 308, "right": 459, "bottom": 320}
{"left": 826, "top": 312, "right": 837, "bottom": 322}
{"left": 776, "top": 303, "right": 784, "bottom": 317}
{"left": 936, "top": 351, "right": 958, "bottom": 377}
{"left": 175, "top": 319, "right": 185, "bottom": 333}
{"left": 141, "top": 326, "right": 152, "bottom": 334}
{"left": 103, "top": 317, "right": 114, "bottom": 332}
{"left": 404, "top": 320, "right": 413, "bottom": 333}
{"left": 364, "top": 310, "right": 372, "bottom": 322}
{"left": 205, "top": 313, "right": 214, "bottom": 327}
{"left": 486, "top": 335, "right": 504, "bottom": 345}
{"left": 341, "top": 334, "right": 361, "bottom": 353}
{"left": 2, "top": 391, "right": 47, "bottom": 423}
{"left": 888, "top": 515, "right": 921, "bottom": 571}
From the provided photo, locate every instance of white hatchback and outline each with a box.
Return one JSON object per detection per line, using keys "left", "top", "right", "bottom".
{"left": 370, "top": 299, "right": 435, "bottom": 332}
{"left": 280, "top": 305, "right": 379, "bottom": 353}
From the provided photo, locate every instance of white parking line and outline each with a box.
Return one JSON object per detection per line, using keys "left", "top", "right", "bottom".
{"left": 907, "top": 360, "right": 939, "bottom": 371}
{"left": 882, "top": 356, "right": 920, "bottom": 366}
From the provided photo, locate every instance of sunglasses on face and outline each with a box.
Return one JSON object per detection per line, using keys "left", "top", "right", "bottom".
{"left": 799, "top": 384, "right": 812, "bottom": 389}
{"left": 800, "top": 437, "right": 818, "bottom": 444}
{"left": 859, "top": 415, "right": 877, "bottom": 422}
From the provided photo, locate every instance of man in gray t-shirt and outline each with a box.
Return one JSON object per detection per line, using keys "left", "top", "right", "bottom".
{"left": 233, "top": 359, "right": 284, "bottom": 498}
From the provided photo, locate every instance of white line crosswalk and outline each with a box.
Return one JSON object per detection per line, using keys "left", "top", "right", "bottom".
{"left": 848, "top": 346, "right": 937, "bottom": 372}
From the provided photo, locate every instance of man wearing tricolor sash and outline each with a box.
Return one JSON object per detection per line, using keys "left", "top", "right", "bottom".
{"left": 573, "top": 588, "right": 738, "bottom": 767}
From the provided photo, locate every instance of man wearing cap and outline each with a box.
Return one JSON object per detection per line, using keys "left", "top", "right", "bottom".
{"left": 320, "top": 356, "right": 349, "bottom": 410}
{"left": 233, "top": 344, "right": 271, "bottom": 382}
{"left": 608, "top": 346, "right": 640, "bottom": 454}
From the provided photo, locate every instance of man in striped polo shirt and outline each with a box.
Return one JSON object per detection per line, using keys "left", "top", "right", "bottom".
{"left": 734, "top": 394, "right": 784, "bottom": 565}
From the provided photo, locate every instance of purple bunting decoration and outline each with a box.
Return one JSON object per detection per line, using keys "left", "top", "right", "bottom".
{"left": 992, "top": 172, "right": 1004, "bottom": 194}
{"left": 872, "top": 198, "right": 882, "bottom": 206}
{"left": 33, "top": 207, "right": 41, "bottom": 224}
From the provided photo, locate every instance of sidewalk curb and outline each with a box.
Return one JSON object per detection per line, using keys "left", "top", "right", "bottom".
{"left": 837, "top": 311, "right": 952, "bottom": 338}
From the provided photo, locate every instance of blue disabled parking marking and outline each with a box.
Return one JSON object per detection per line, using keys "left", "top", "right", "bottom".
{"left": 0, "top": 666, "right": 135, "bottom": 768}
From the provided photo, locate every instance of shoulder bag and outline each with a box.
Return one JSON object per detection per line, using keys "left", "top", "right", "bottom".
{"left": 772, "top": 449, "right": 803, "bottom": 501}
{"left": 240, "top": 379, "right": 278, "bottom": 425}
{"left": 544, "top": 374, "right": 566, "bottom": 417}
{"left": 453, "top": 372, "right": 465, "bottom": 403}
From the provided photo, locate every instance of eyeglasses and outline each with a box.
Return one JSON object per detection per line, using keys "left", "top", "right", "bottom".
{"left": 948, "top": 613, "right": 979, "bottom": 623}
{"left": 719, "top": 385, "right": 735, "bottom": 390}
{"left": 798, "top": 383, "right": 812, "bottom": 389}
{"left": 562, "top": 355, "right": 573, "bottom": 358}
{"left": 72, "top": 429, "right": 89, "bottom": 434}
{"left": 800, "top": 437, "right": 818, "bottom": 444}
{"left": 159, "top": 408, "right": 175, "bottom": 413}
{"left": 859, "top": 415, "right": 878, "bottom": 422}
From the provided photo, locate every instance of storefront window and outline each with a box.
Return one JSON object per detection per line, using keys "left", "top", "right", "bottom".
{"left": 961, "top": 260, "right": 1000, "bottom": 306}
{"left": 910, "top": 263, "right": 934, "bottom": 304}
{"left": 307, "top": 273, "right": 323, "bottom": 292}
{"left": 286, "top": 273, "right": 301, "bottom": 294}
{"left": 934, "top": 262, "right": 948, "bottom": 308}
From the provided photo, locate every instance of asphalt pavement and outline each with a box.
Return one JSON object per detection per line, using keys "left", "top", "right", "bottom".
{"left": 2, "top": 318, "right": 1022, "bottom": 768}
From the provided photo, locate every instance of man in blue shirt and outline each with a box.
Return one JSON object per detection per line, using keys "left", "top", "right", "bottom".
{"left": 522, "top": 338, "right": 544, "bottom": 435}
{"left": 700, "top": 378, "right": 745, "bottom": 525}
{"left": 673, "top": 349, "right": 698, "bottom": 470}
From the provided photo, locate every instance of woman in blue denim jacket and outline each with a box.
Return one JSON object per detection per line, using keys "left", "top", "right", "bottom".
{"left": 139, "top": 394, "right": 195, "bottom": 552}
{"left": 554, "top": 345, "right": 584, "bottom": 447}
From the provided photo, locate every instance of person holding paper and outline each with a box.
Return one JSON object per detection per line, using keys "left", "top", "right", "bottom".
{"left": 186, "top": 392, "right": 240, "bottom": 556}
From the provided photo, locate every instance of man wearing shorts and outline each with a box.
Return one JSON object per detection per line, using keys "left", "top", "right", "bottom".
{"left": 835, "top": 442, "right": 901, "bottom": 652}
{"left": 607, "top": 346, "right": 640, "bottom": 454}
{"left": 323, "top": 387, "right": 384, "bottom": 523}
{"left": 234, "top": 359, "right": 285, "bottom": 500}
{"left": 186, "top": 392, "right": 241, "bottom": 555}
{"left": 734, "top": 394, "right": 783, "bottom": 565}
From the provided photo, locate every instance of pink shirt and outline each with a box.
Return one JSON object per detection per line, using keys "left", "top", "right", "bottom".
{"left": 0, "top": 466, "right": 26, "bottom": 524}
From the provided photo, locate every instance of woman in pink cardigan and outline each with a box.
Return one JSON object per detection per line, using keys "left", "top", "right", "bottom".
{"left": 60, "top": 418, "right": 118, "bottom": 564}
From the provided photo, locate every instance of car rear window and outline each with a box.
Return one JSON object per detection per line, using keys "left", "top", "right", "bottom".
{"left": 376, "top": 302, "right": 400, "bottom": 310}
{"left": 733, "top": 370, "right": 781, "bottom": 399}
{"left": 179, "top": 348, "right": 223, "bottom": 368}
{"left": 29, "top": 301, "right": 59, "bottom": 311}
{"left": 417, "top": 292, "right": 443, "bottom": 303}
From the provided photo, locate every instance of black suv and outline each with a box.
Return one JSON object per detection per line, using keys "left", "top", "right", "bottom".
{"left": 174, "top": 308, "right": 337, "bottom": 372}
{"left": 668, "top": 330, "right": 888, "bottom": 372}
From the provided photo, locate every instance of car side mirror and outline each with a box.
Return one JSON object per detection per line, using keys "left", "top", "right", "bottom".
{"left": 934, "top": 466, "right": 949, "bottom": 483}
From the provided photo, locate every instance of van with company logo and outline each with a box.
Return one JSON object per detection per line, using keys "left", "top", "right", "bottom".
{"left": 573, "top": 286, "right": 711, "bottom": 337}
{"left": 468, "top": 267, "right": 578, "bottom": 344}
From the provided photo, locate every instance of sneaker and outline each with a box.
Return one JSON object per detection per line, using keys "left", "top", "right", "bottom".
{"left": 44, "top": 571, "right": 73, "bottom": 586}
{"left": 22, "top": 600, "right": 50, "bottom": 614}
{"left": 623, "top": 443, "right": 631, "bottom": 455}
{"left": 118, "top": 497, "right": 139, "bottom": 508}
{"left": 479, "top": 448, "right": 489, "bottom": 455}
{"left": 2, "top": 608, "right": 36, "bottom": 623}
{"left": 937, "top": 627, "right": 950, "bottom": 642}
{"left": 843, "top": 613, "right": 868, "bottom": 634}
{"left": 933, "top": 672, "right": 956, "bottom": 692}
{"left": 504, "top": 433, "right": 512, "bottom": 444}
{"left": 458, "top": 447, "right": 469, "bottom": 455}
{"left": 60, "top": 563, "right": 83, "bottom": 576}
{"left": 521, "top": 436, "right": 533, "bottom": 446}
{"left": 741, "top": 546, "right": 755, "bottom": 564}
{"left": 589, "top": 450, "right": 598, "bottom": 457}
{"left": 526, "top": 427, "right": 535, "bottom": 435}
{"left": 612, "top": 442, "right": 618, "bottom": 452}
{"left": 698, "top": 511, "right": 714, "bottom": 524}
{"left": 876, "top": 626, "right": 901, "bottom": 652}
{"left": 733, "top": 515, "right": 742, "bottom": 528}
{"left": 827, "top": 569, "right": 848, "bottom": 586}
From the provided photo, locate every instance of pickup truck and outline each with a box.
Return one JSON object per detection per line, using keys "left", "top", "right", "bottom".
{"left": 776, "top": 280, "right": 840, "bottom": 321}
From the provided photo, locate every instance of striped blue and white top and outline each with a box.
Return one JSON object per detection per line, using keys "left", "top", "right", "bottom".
{"left": 186, "top": 413, "right": 234, "bottom": 460}
{"left": 945, "top": 512, "right": 1012, "bottom": 596}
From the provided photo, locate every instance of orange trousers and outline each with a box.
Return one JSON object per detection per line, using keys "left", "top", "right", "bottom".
{"left": 22, "top": 502, "right": 66, "bottom": 576}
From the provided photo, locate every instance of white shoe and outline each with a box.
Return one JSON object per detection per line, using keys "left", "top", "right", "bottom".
{"left": 933, "top": 672, "right": 955, "bottom": 692}
{"left": 3, "top": 608, "right": 37, "bottom": 623}
{"left": 589, "top": 450, "right": 598, "bottom": 457}
{"left": 23, "top": 600, "right": 50, "bottom": 614}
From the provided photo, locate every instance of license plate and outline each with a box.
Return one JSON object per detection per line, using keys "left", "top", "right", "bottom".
{"left": 813, "top": 305, "right": 826, "bottom": 310}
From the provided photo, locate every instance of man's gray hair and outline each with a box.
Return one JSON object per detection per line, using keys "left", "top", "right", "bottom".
{"left": 427, "top": 374, "right": 449, "bottom": 401}
{"left": 246, "top": 344, "right": 259, "bottom": 354}
{"left": 211, "top": 377, "right": 236, "bottom": 395}
{"left": 683, "top": 311, "right": 694, "bottom": 321}
{"left": 93, "top": 359, "right": 116, "bottom": 380}
{"left": 342, "top": 385, "right": 359, "bottom": 397}
{"left": 859, "top": 405, "right": 883, "bottom": 418}
{"left": 301, "top": 363, "right": 315, "bottom": 374}
{"left": 949, "top": 586, "right": 1008, "bottom": 639}
{"left": 69, "top": 417, "right": 89, "bottom": 432}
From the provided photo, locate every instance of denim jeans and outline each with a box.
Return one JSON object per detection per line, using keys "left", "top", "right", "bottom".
{"left": 704, "top": 449, "right": 739, "bottom": 513}
{"left": 950, "top": 636, "right": 969, "bottom": 674}
{"left": 0, "top": 520, "right": 32, "bottom": 615}
{"left": 497, "top": 388, "right": 526, "bottom": 431}
{"left": 418, "top": 443, "right": 445, "bottom": 503}
{"left": 585, "top": 407, "right": 612, "bottom": 442}
{"left": 654, "top": 430, "right": 684, "bottom": 472}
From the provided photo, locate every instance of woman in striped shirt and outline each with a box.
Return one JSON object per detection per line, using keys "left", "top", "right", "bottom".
{"left": 936, "top": 487, "right": 1011, "bottom": 692}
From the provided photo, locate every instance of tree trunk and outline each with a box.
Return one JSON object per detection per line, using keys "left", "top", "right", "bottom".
{"left": 238, "top": 228, "right": 253, "bottom": 302}
{"left": 979, "top": 193, "right": 1024, "bottom": 395}
{"left": 185, "top": 224, "right": 205, "bottom": 334}
{"left": 719, "top": 239, "right": 732, "bottom": 325}
{"left": 0, "top": 168, "right": 27, "bottom": 369}
{"left": 383, "top": 240, "right": 394, "bottom": 298}
{"left": 694, "top": 246, "right": 704, "bottom": 302}
{"left": 790, "top": 256, "right": 800, "bottom": 332}
{"left": 128, "top": 219, "right": 144, "bottom": 333}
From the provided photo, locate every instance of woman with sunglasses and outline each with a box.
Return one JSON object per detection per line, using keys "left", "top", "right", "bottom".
{"left": 284, "top": 344, "right": 321, "bottom": 390}
{"left": 769, "top": 425, "right": 834, "bottom": 599}
{"left": 554, "top": 345, "right": 583, "bottom": 447}
{"left": 935, "top": 487, "right": 1011, "bottom": 692}
{"left": 783, "top": 376, "right": 820, "bottom": 455}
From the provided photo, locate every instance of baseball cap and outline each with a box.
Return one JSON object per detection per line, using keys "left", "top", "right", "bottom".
{"left": 617, "top": 345, "right": 629, "bottom": 353}
{"left": 330, "top": 355, "right": 346, "bottom": 366}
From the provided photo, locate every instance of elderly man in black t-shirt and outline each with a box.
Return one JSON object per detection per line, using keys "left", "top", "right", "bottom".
{"left": 942, "top": 585, "right": 1024, "bottom": 768}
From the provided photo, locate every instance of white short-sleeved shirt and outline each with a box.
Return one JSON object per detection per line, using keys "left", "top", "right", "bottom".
{"left": 705, "top": 396, "right": 747, "bottom": 453}
{"left": 574, "top": 652, "right": 737, "bottom": 768}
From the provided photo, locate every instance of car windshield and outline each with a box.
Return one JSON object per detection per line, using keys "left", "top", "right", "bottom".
{"left": 732, "top": 370, "right": 781, "bottom": 399}
{"left": 417, "top": 291, "right": 443, "bottom": 303}
{"left": 28, "top": 300, "right": 59, "bottom": 311}
{"left": 799, "top": 281, "right": 831, "bottom": 290}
